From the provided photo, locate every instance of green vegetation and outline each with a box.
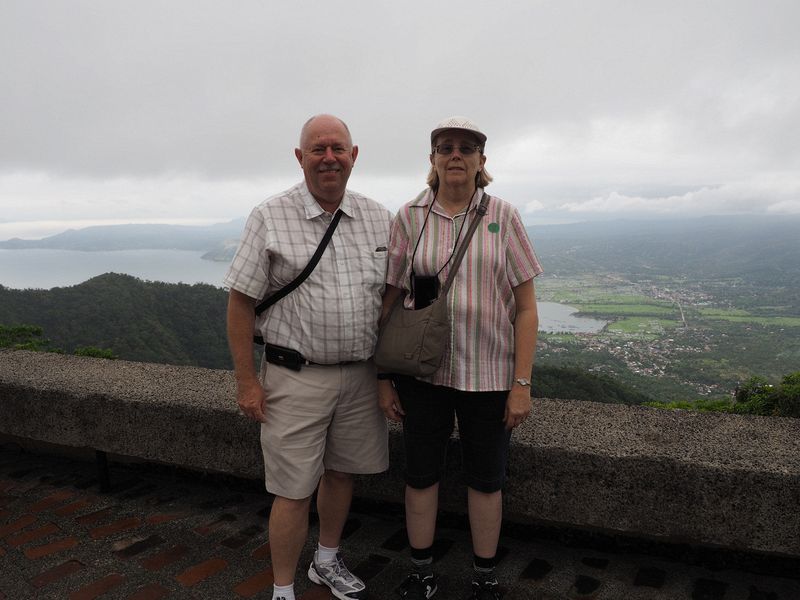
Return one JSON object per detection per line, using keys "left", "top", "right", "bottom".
{"left": 532, "top": 365, "right": 653, "bottom": 405}
{"left": 535, "top": 263, "right": 800, "bottom": 405}
{"left": 0, "top": 324, "right": 117, "bottom": 358}
{"left": 606, "top": 317, "right": 680, "bottom": 335}
{"left": 696, "top": 308, "right": 750, "bottom": 317}
{"left": 695, "top": 314, "right": 800, "bottom": 327}
{"left": 2, "top": 215, "right": 797, "bottom": 415}
{"left": 0, "top": 324, "right": 54, "bottom": 352}
{"left": 577, "top": 303, "right": 676, "bottom": 316}
{"left": 645, "top": 372, "right": 800, "bottom": 418}
{"left": 0, "top": 274, "right": 231, "bottom": 368}
{"left": 732, "top": 373, "right": 800, "bottom": 418}
{"left": 73, "top": 346, "right": 118, "bottom": 359}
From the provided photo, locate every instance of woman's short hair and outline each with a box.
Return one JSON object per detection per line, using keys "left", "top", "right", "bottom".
{"left": 427, "top": 131, "right": 492, "bottom": 190}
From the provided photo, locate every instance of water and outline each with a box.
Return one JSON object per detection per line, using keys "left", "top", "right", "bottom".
{"left": 0, "top": 249, "right": 230, "bottom": 290}
{"left": 0, "top": 249, "right": 607, "bottom": 333}
{"left": 537, "top": 301, "right": 608, "bottom": 333}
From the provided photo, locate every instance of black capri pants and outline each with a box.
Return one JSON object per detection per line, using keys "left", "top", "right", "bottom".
{"left": 395, "top": 376, "right": 512, "bottom": 493}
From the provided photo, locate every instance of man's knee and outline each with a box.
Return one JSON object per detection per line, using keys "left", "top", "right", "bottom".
{"left": 271, "top": 494, "right": 312, "bottom": 516}
{"left": 322, "top": 469, "right": 353, "bottom": 485}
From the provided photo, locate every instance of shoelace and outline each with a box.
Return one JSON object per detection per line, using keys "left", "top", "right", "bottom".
{"left": 322, "top": 557, "right": 355, "bottom": 583}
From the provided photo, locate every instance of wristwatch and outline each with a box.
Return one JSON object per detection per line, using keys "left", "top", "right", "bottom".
{"left": 514, "top": 378, "right": 531, "bottom": 387}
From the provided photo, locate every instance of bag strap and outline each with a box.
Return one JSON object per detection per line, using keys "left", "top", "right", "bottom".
{"left": 439, "top": 192, "right": 489, "bottom": 296}
{"left": 253, "top": 209, "right": 343, "bottom": 343}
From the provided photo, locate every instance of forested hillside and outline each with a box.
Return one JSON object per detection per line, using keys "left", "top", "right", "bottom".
{"left": 2, "top": 214, "right": 797, "bottom": 408}
{"left": 0, "top": 273, "right": 231, "bottom": 368}
{"left": 0, "top": 273, "right": 657, "bottom": 404}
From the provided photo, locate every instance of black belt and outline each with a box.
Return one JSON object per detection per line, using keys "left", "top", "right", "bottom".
{"left": 263, "top": 343, "right": 362, "bottom": 371}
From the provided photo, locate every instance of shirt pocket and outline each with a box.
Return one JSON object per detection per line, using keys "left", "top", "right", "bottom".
{"left": 359, "top": 248, "right": 388, "bottom": 293}
{"left": 351, "top": 248, "right": 387, "bottom": 321}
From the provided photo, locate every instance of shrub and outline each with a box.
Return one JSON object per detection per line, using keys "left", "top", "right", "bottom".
{"left": 73, "top": 346, "right": 118, "bottom": 360}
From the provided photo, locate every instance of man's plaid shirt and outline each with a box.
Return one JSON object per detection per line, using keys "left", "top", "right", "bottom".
{"left": 224, "top": 181, "right": 392, "bottom": 364}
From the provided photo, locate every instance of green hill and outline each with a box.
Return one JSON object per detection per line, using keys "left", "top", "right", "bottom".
{"left": 0, "top": 273, "right": 653, "bottom": 405}
{"left": 0, "top": 273, "right": 231, "bottom": 369}
{"left": 532, "top": 365, "right": 653, "bottom": 405}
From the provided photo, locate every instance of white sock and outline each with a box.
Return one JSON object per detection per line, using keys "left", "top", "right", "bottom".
{"left": 315, "top": 542, "right": 339, "bottom": 564}
{"left": 272, "top": 582, "right": 295, "bottom": 600}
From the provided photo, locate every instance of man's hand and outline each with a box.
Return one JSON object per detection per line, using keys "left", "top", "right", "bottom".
{"left": 237, "top": 378, "right": 267, "bottom": 423}
{"left": 504, "top": 386, "right": 532, "bottom": 430}
{"left": 378, "top": 379, "right": 404, "bottom": 423}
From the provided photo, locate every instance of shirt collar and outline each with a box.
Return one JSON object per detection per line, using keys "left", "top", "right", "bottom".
{"left": 298, "top": 181, "right": 354, "bottom": 220}
{"left": 413, "top": 187, "right": 484, "bottom": 216}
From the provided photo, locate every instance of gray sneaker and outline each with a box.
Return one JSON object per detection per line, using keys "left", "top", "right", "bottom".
{"left": 307, "top": 552, "right": 366, "bottom": 600}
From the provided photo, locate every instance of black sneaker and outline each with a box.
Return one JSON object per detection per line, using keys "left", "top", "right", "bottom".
{"left": 398, "top": 571, "right": 438, "bottom": 599}
{"left": 469, "top": 578, "right": 501, "bottom": 600}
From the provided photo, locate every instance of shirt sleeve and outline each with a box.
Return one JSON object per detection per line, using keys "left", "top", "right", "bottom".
{"left": 505, "top": 206, "right": 543, "bottom": 287}
{"left": 223, "top": 206, "right": 271, "bottom": 300}
{"left": 386, "top": 207, "right": 412, "bottom": 290}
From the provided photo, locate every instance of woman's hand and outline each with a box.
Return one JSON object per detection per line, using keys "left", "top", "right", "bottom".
{"left": 378, "top": 379, "right": 405, "bottom": 422}
{"left": 504, "top": 386, "right": 531, "bottom": 430}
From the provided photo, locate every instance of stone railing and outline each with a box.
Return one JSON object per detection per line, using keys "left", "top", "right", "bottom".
{"left": 2, "top": 350, "right": 798, "bottom": 560}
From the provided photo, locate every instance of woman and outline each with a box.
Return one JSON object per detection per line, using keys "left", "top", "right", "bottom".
{"left": 378, "top": 116, "right": 543, "bottom": 600}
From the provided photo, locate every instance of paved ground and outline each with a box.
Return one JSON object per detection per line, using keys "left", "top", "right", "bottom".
{"left": 1, "top": 443, "right": 798, "bottom": 600}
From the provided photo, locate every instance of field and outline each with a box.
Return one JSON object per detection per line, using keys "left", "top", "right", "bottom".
{"left": 534, "top": 273, "right": 800, "bottom": 401}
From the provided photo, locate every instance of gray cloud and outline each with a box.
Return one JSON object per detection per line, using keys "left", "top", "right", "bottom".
{"left": 1, "top": 0, "right": 798, "bottom": 235}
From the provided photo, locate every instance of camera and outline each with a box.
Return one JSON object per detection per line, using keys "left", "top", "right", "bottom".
{"left": 412, "top": 275, "right": 440, "bottom": 309}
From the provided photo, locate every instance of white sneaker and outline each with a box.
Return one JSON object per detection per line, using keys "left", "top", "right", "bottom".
{"left": 307, "top": 552, "right": 366, "bottom": 600}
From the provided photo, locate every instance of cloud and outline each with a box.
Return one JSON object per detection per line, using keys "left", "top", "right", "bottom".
{"left": 558, "top": 176, "right": 800, "bottom": 216}
{"left": 1, "top": 0, "right": 799, "bottom": 233}
{"left": 767, "top": 200, "right": 800, "bottom": 214}
{"left": 524, "top": 200, "right": 546, "bottom": 213}
{"left": 0, "top": 170, "right": 297, "bottom": 223}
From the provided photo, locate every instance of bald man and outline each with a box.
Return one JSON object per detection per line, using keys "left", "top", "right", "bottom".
{"left": 225, "top": 115, "right": 391, "bottom": 600}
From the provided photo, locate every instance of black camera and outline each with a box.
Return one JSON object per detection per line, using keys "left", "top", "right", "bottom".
{"left": 412, "top": 275, "right": 440, "bottom": 309}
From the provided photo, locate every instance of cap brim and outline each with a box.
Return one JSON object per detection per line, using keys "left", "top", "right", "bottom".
{"left": 430, "top": 127, "right": 487, "bottom": 145}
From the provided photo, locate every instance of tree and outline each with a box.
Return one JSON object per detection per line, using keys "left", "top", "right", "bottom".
{"left": 775, "top": 372, "right": 800, "bottom": 418}
{"left": 733, "top": 373, "right": 800, "bottom": 417}
{"left": 0, "top": 324, "right": 55, "bottom": 351}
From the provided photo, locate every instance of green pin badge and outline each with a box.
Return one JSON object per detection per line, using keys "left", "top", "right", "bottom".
{"left": 488, "top": 222, "right": 500, "bottom": 233}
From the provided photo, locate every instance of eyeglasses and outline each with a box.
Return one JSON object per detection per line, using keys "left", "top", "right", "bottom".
{"left": 433, "top": 144, "right": 481, "bottom": 155}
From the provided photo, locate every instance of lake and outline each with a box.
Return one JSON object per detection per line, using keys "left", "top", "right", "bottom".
{"left": 0, "top": 248, "right": 230, "bottom": 290}
{"left": 0, "top": 249, "right": 607, "bottom": 333}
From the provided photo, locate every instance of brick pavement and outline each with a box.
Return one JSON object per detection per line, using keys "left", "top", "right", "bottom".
{"left": 1, "top": 443, "right": 799, "bottom": 600}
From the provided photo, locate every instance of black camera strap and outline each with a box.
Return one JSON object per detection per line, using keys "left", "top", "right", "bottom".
{"left": 410, "top": 191, "right": 489, "bottom": 298}
{"left": 253, "top": 209, "right": 343, "bottom": 344}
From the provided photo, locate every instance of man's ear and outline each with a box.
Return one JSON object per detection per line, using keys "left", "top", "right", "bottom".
{"left": 294, "top": 148, "right": 303, "bottom": 166}
{"left": 351, "top": 145, "right": 359, "bottom": 164}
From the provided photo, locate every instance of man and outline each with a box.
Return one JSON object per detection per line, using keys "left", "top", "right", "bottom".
{"left": 225, "top": 114, "right": 391, "bottom": 600}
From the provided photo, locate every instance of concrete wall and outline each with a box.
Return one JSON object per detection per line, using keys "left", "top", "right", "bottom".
{"left": 2, "top": 349, "right": 799, "bottom": 559}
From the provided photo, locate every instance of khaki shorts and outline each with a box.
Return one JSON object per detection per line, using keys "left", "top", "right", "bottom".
{"left": 258, "top": 359, "right": 389, "bottom": 499}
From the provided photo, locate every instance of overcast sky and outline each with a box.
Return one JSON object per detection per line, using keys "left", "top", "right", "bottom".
{"left": 1, "top": 0, "right": 799, "bottom": 240}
